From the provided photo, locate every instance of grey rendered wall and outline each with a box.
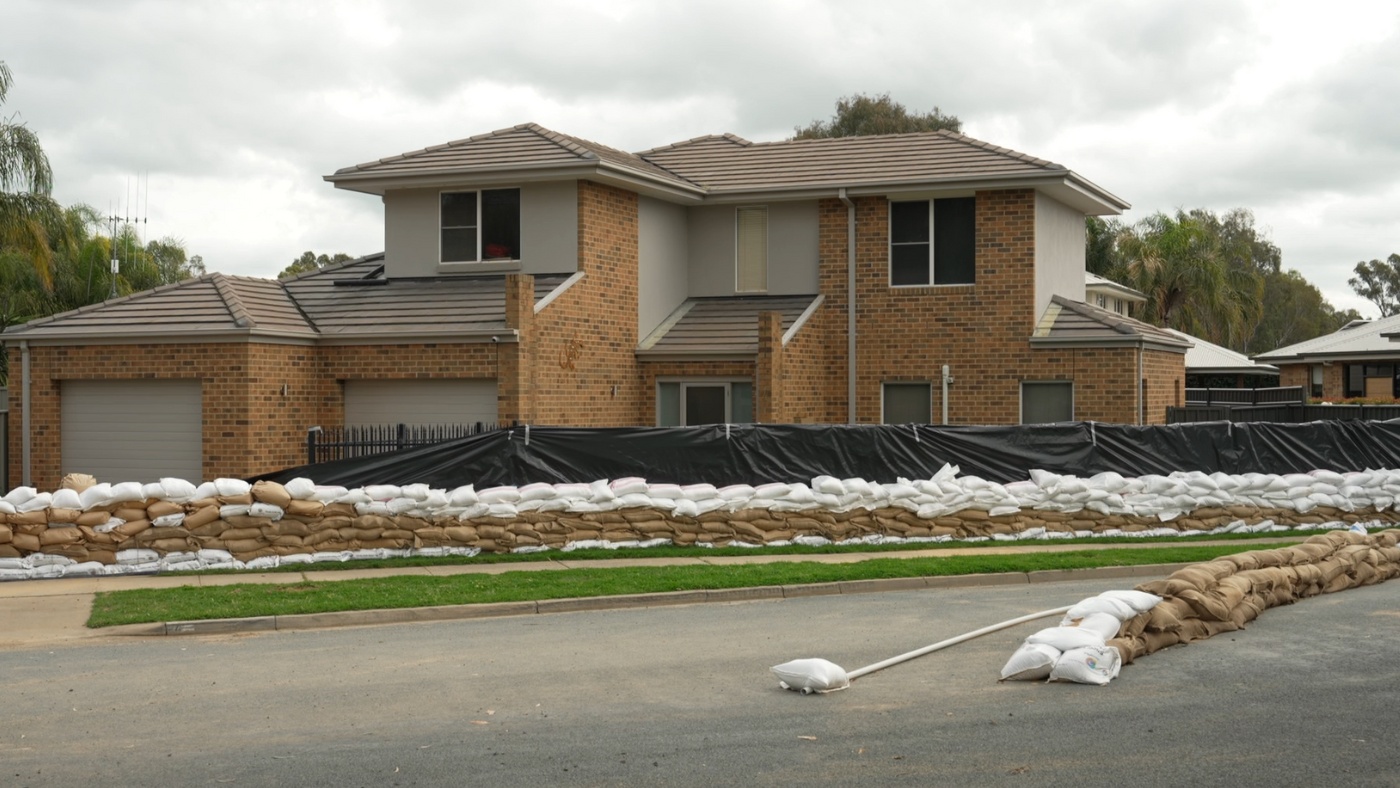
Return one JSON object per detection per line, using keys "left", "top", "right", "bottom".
{"left": 687, "top": 201, "right": 819, "bottom": 297}
{"left": 1034, "top": 192, "right": 1088, "bottom": 318}
{"left": 382, "top": 181, "right": 579, "bottom": 277}
{"left": 637, "top": 196, "right": 690, "bottom": 339}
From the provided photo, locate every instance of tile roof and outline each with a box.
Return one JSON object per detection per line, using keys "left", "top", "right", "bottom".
{"left": 2, "top": 272, "right": 317, "bottom": 340}
{"left": 1161, "top": 328, "right": 1277, "bottom": 375}
{"left": 637, "top": 295, "right": 819, "bottom": 357}
{"left": 637, "top": 130, "right": 1077, "bottom": 194}
{"left": 328, "top": 123, "right": 694, "bottom": 190}
{"left": 328, "top": 123, "right": 1127, "bottom": 212}
{"left": 1031, "top": 296, "right": 1190, "bottom": 351}
{"left": 1253, "top": 313, "right": 1400, "bottom": 362}
{"left": 283, "top": 257, "right": 567, "bottom": 339}
{"left": 3, "top": 254, "right": 569, "bottom": 343}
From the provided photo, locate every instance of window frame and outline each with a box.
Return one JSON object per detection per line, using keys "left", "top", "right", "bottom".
{"left": 881, "top": 382, "right": 933, "bottom": 424}
{"left": 1020, "top": 380, "right": 1075, "bottom": 425}
{"left": 735, "top": 205, "right": 768, "bottom": 293}
{"left": 656, "top": 379, "right": 755, "bottom": 426}
{"left": 887, "top": 197, "right": 976, "bottom": 288}
{"left": 439, "top": 187, "right": 521, "bottom": 264}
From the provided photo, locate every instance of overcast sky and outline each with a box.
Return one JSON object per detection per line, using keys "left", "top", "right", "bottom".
{"left": 5, "top": 0, "right": 1398, "bottom": 316}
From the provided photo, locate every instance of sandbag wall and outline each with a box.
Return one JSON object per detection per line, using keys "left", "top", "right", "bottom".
{"left": 4, "top": 466, "right": 1400, "bottom": 579}
{"left": 1109, "top": 529, "right": 1400, "bottom": 662}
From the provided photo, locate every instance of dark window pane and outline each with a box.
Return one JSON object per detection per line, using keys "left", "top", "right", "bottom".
{"left": 1022, "top": 381, "right": 1073, "bottom": 424}
{"left": 657, "top": 383, "right": 680, "bottom": 427}
{"left": 730, "top": 382, "right": 753, "bottom": 423}
{"left": 890, "top": 244, "right": 930, "bottom": 286}
{"left": 441, "top": 228, "right": 477, "bottom": 263}
{"left": 1345, "top": 365, "right": 1365, "bottom": 398}
{"left": 684, "top": 386, "right": 727, "bottom": 425}
{"left": 481, "top": 189, "right": 520, "bottom": 259}
{"left": 883, "top": 383, "right": 931, "bottom": 424}
{"left": 890, "top": 201, "right": 930, "bottom": 244}
{"left": 934, "top": 197, "right": 975, "bottom": 285}
{"left": 441, "top": 192, "right": 477, "bottom": 228}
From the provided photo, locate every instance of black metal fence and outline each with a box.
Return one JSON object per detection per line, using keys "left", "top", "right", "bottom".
{"left": 1168, "top": 403, "right": 1400, "bottom": 424}
{"left": 306, "top": 422, "right": 498, "bottom": 465}
{"left": 1184, "top": 386, "right": 1305, "bottom": 406}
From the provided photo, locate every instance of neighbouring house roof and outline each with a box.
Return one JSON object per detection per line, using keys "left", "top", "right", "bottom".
{"left": 637, "top": 295, "right": 821, "bottom": 358}
{"left": 2, "top": 253, "right": 570, "bottom": 344}
{"left": 1030, "top": 296, "right": 1190, "bottom": 352}
{"left": 327, "top": 123, "right": 1128, "bottom": 214}
{"left": 1161, "top": 328, "right": 1278, "bottom": 376}
{"left": 1084, "top": 273, "right": 1147, "bottom": 304}
{"left": 1254, "top": 313, "right": 1400, "bottom": 363}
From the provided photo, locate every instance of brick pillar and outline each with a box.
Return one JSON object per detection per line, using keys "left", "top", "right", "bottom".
{"left": 755, "top": 311, "right": 784, "bottom": 423}
{"left": 500, "top": 274, "right": 535, "bottom": 424}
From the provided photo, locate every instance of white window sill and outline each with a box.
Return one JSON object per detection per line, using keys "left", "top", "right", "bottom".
{"left": 438, "top": 260, "right": 522, "bottom": 275}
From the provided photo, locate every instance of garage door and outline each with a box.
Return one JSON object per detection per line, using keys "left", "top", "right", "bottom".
{"left": 343, "top": 379, "right": 498, "bottom": 426}
{"left": 61, "top": 379, "right": 203, "bottom": 483}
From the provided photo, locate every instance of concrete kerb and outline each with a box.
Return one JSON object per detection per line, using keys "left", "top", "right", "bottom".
{"left": 124, "top": 564, "right": 1172, "bottom": 637}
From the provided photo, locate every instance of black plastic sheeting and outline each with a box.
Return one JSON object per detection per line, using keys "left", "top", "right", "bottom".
{"left": 250, "top": 420, "right": 1400, "bottom": 489}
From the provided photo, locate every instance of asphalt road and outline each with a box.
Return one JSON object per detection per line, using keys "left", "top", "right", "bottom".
{"left": 3, "top": 573, "right": 1398, "bottom": 787}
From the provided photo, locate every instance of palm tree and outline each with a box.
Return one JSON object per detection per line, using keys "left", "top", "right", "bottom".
{"left": 0, "top": 60, "right": 63, "bottom": 287}
{"left": 1113, "top": 210, "right": 1262, "bottom": 349}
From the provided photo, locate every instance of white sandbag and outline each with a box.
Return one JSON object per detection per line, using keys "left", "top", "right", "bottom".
{"left": 279, "top": 553, "right": 313, "bottom": 565}
{"left": 1048, "top": 645, "right": 1122, "bottom": 685}
{"left": 160, "top": 478, "right": 198, "bottom": 503}
{"left": 752, "top": 482, "right": 793, "bottom": 500}
{"left": 190, "top": 481, "right": 218, "bottom": 500}
{"left": 1064, "top": 612, "right": 1123, "bottom": 641}
{"left": 672, "top": 499, "right": 700, "bottom": 518}
{"left": 421, "top": 490, "right": 448, "bottom": 510}
{"left": 1064, "top": 595, "right": 1138, "bottom": 622}
{"left": 354, "top": 501, "right": 390, "bottom": 517}
{"left": 1026, "top": 625, "right": 1107, "bottom": 652}
{"left": 477, "top": 486, "right": 521, "bottom": 504}
{"left": 313, "top": 485, "right": 351, "bottom": 503}
{"left": 283, "top": 477, "right": 316, "bottom": 500}
{"left": 116, "top": 548, "right": 160, "bottom": 565}
{"left": 214, "top": 478, "right": 251, "bottom": 497}
{"left": 363, "top": 484, "right": 401, "bottom": 501}
{"left": 27, "top": 553, "right": 76, "bottom": 567}
{"left": 487, "top": 503, "right": 518, "bottom": 518}
{"left": 614, "top": 493, "right": 654, "bottom": 509}
{"left": 152, "top": 513, "right": 186, "bottom": 528}
{"left": 610, "top": 477, "right": 648, "bottom": 496}
{"left": 18, "top": 493, "right": 53, "bottom": 513}
{"left": 771, "top": 658, "right": 850, "bottom": 694}
{"left": 220, "top": 504, "right": 252, "bottom": 518}
{"left": 51, "top": 488, "right": 83, "bottom": 509}
{"left": 0, "top": 500, "right": 14, "bottom": 515}
{"left": 94, "top": 518, "right": 125, "bottom": 533}
{"left": 999, "top": 642, "right": 1062, "bottom": 681}
{"left": 517, "top": 482, "right": 556, "bottom": 502}
{"left": 717, "top": 484, "right": 755, "bottom": 501}
{"left": 79, "top": 483, "right": 114, "bottom": 510}
{"left": 1100, "top": 589, "right": 1163, "bottom": 613}
{"left": 386, "top": 498, "right": 419, "bottom": 515}
{"left": 448, "top": 485, "right": 479, "bottom": 506}
{"left": 0, "top": 557, "right": 31, "bottom": 570}
{"left": 310, "top": 551, "right": 350, "bottom": 563}
{"left": 812, "top": 476, "right": 846, "bottom": 495}
{"left": 841, "top": 477, "right": 874, "bottom": 497}
{"left": 931, "top": 463, "right": 960, "bottom": 483}
{"left": 2, "top": 486, "right": 37, "bottom": 506}
{"left": 198, "top": 549, "right": 235, "bottom": 564}
{"left": 647, "top": 483, "right": 684, "bottom": 501}
{"left": 398, "top": 483, "right": 430, "bottom": 501}
{"left": 589, "top": 479, "right": 616, "bottom": 502}
{"left": 142, "top": 482, "right": 166, "bottom": 500}
{"left": 248, "top": 502, "right": 284, "bottom": 521}
{"left": 679, "top": 483, "right": 718, "bottom": 501}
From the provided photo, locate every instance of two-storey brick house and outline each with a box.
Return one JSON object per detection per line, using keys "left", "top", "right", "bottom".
{"left": 4, "top": 124, "right": 1186, "bottom": 489}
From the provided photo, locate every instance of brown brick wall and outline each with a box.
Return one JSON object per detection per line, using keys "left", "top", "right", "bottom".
{"left": 777, "top": 304, "right": 842, "bottom": 423}
{"left": 1142, "top": 348, "right": 1186, "bottom": 424}
{"left": 1280, "top": 362, "right": 1344, "bottom": 401}
{"left": 524, "top": 180, "right": 646, "bottom": 425}
{"left": 816, "top": 191, "right": 1184, "bottom": 425}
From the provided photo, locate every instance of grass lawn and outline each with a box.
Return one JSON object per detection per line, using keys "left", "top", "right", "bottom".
{"left": 86, "top": 540, "right": 1292, "bottom": 628}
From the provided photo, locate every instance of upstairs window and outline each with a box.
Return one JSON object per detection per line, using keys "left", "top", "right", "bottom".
{"left": 736, "top": 206, "right": 768, "bottom": 293}
{"left": 889, "top": 197, "right": 975, "bottom": 286}
{"left": 441, "top": 189, "right": 521, "bottom": 263}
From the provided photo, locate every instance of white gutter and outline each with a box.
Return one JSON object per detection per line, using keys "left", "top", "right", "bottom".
{"left": 839, "top": 188, "right": 856, "bottom": 424}
{"left": 20, "top": 340, "right": 30, "bottom": 486}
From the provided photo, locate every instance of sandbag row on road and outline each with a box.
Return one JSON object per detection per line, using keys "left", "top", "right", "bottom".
{"left": 1109, "top": 529, "right": 1400, "bottom": 662}
{"left": 2, "top": 468, "right": 1400, "bottom": 579}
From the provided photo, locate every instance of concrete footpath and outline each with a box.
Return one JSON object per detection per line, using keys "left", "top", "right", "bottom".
{"left": 0, "top": 539, "right": 1276, "bottom": 648}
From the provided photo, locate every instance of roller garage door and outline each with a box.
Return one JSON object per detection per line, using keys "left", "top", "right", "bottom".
{"left": 343, "top": 379, "right": 498, "bottom": 426}
{"left": 61, "top": 379, "right": 203, "bottom": 482}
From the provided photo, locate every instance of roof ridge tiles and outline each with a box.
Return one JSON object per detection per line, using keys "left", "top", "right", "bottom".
{"left": 210, "top": 273, "right": 257, "bottom": 329}
{"left": 340, "top": 123, "right": 573, "bottom": 173}
{"left": 635, "top": 133, "right": 753, "bottom": 156}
